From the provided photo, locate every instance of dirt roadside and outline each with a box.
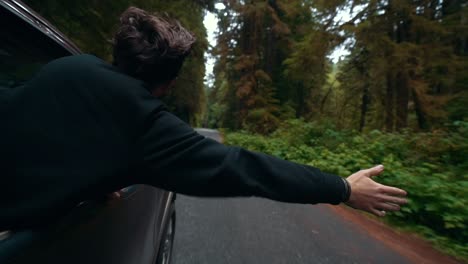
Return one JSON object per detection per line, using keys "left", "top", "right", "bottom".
{"left": 326, "top": 204, "right": 464, "bottom": 264}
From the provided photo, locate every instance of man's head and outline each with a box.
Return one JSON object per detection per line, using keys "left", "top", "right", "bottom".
{"left": 112, "top": 7, "right": 196, "bottom": 96}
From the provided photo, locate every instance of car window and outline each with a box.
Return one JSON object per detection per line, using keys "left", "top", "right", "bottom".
{"left": 0, "top": 4, "right": 72, "bottom": 89}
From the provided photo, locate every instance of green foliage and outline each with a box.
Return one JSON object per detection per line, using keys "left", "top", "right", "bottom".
{"left": 225, "top": 120, "right": 468, "bottom": 260}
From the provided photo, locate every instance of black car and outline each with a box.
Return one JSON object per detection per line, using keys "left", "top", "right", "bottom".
{"left": 0, "top": 1, "right": 176, "bottom": 263}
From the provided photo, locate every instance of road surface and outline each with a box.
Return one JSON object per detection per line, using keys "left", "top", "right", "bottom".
{"left": 173, "top": 196, "right": 411, "bottom": 264}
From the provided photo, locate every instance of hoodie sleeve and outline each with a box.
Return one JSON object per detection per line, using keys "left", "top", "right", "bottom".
{"left": 138, "top": 110, "right": 346, "bottom": 205}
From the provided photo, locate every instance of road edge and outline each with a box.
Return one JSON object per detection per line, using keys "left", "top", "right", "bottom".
{"left": 325, "top": 204, "right": 463, "bottom": 264}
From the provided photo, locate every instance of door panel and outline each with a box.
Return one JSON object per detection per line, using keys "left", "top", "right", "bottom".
{"left": 5, "top": 185, "right": 166, "bottom": 264}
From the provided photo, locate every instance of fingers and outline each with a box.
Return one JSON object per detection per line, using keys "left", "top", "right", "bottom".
{"left": 370, "top": 208, "right": 386, "bottom": 217}
{"left": 370, "top": 193, "right": 408, "bottom": 216}
{"left": 362, "top": 165, "right": 384, "bottom": 178}
{"left": 377, "top": 202, "right": 400, "bottom": 212}
{"left": 381, "top": 195, "right": 407, "bottom": 205}
{"left": 380, "top": 185, "right": 407, "bottom": 197}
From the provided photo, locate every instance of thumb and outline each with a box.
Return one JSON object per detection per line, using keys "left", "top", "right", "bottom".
{"left": 363, "top": 164, "right": 384, "bottom": 178}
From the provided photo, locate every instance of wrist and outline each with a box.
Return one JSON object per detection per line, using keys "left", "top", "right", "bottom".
{"left": 341, "top": 178, "right": 352, "bottom": 203}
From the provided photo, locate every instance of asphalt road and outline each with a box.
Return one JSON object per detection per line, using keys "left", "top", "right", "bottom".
{"left": 174, "top": 129, "right": 410, "bottom": 264}
{"left": 195, "top": 128, "right": 224, "bottom": 142}
{"left": 173, "top": 196, "right": 411, "bottom": 264}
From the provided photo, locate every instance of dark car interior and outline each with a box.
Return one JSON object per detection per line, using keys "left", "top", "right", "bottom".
{"left": 0, "top": 5, "right": 69, "bottom": 89}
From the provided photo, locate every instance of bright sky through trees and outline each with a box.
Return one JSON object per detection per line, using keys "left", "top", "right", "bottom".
{"left": 202, "top": 3, "right": 361, "bottom": 85}
{"left": 203, "top": 11, "right": 217, "bottom": 85}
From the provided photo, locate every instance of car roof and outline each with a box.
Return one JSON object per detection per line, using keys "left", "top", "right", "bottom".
{"left": 0, "top": 0, "right": 81, "bottom": 55}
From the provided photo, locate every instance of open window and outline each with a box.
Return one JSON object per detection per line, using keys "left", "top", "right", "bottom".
{"left": 0, "top": 4, "right": 71, "bottom": 89}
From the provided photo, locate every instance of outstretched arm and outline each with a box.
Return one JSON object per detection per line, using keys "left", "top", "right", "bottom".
{"left": 138, "top": 110, "right": 347, "bottom": 204}
{"left": 137, "top": 110, "right": 408, "bottom": 215}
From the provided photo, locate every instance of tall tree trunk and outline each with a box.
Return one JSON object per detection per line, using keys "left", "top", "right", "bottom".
{"left": 394, "top": 14, "right": 410, "bottom": 131}
{"left": 359, "top": 84, "right": 370, "bottom": 132}
{"left": 296, "top": 84, "right": 306, "bottom": 117}
{"left": 384, "top": 1, "right": 396, "bottom": 132}
{"left": 264, "top": 25, "right": 275, "bottom": 75}
{"left": 385, "top": 73, "right": 395, "bottom": 132}
{"left": 412, "top": 87, "right": 429, "bottom": 130}
{"left": 320, "top": 83, "right": 334, "bottom": 114}
{"left": 395, "top": 71, "right": 409, "bottom": 130}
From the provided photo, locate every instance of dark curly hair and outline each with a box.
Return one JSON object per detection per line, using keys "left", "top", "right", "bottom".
{"left": 112, "top": 7, "right": 196, "bottom": 86}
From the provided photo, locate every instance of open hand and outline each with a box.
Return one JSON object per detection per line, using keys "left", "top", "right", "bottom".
{"left": 345, "top": 165, "right": 407, "bottom": 217}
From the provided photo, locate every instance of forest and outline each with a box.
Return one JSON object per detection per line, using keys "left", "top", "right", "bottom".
{"left": 24, "top": 0, "right": 467, "bottom": 261}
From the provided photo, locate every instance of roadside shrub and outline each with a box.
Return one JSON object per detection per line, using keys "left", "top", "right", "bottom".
{"left": 225, "top": 120, "right": 468, "bottom": 260}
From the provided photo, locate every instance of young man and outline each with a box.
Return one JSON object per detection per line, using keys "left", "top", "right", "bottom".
{"left": 0, "top": 7, "right": 406, "bottom": 231}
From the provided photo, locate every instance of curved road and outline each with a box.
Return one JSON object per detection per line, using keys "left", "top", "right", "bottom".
{"left": 172, "top": 129, "right": 455, "bottom": 264}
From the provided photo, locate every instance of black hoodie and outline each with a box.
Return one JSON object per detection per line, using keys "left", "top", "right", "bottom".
{"left": 0, "top": 54, "right": 346, "bottom": 230}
